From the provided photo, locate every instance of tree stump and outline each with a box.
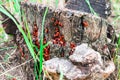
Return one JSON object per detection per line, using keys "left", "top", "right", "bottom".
{"left": 20, "top": 0, "right": 115, "bottom": 59}
{"left": 18, "top": 0, "right": 117, "bottom": 79}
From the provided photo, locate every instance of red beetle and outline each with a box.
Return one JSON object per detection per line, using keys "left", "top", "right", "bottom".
{"left": 43, "top": 38, "right": 47, "bottom": 44}
{"left": 82, "top": 21, "right": 89, "bottom": 27}
{"left": 58, "top": 22, "right": 63, "bottom": 27}
{"left": 12, "top": 78, "right": 16, "bottom": 80}
{"left": 53, "top": 20, "right": 59, "bottom": 26}
{"left": 34, "top": 24, "right": 38, "bottom": 31}
{"left": 70, "top": 42, "right": 76, "bottom": 49}
{"left": 55, "top": 27, "right": 59, "bottom": 32}
{"left": 33, "top": 31, "right": 38, "bottom": 37}
{"left": 45, "top": 27, "right": 49, "bottom": 33}
{"left": 35, "top": 41, "right": 40, "bottom": 48}
{"left": 59, "top": 35, "right": 64, "bottom": 41}
{"left": 60, "top": 41, "right": 65, "bottom": 46}
{"left": 44, "top": 54, "right": 50, "bottom": 60}
{"left": 54, "top": 32, "right": 60, "bottom": 38}
{"left": 51, "top": 17, "right": 55, "bottom": 21}
{"left": 19, "top": 46, "right": 25, "bottom": 57}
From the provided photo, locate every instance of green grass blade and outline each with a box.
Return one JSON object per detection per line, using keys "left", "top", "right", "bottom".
{"left": 12, "top": 0, "right": 20, "bottom": 13}
{"left": 40, "top": 0, "right": 42, "bottom": 2}
{"left": 0, "top": 1, "right": 2, "bottom": 5}
{"left": 21, "top": 10, "right": 33, "bottom": 46}
{"left": 55, "top": 0, "right": 59, "bottom": 8}
{"left": 85, "top": 0, "right": 98, "bottom": 16}
{"left": 34, "top": 62, "right": 39, "bottom": 80}
{"left": 118, "top": 35, "right": 120, "bottom": 47}
{"left": 59, "top": 66, "right": 63, "bottom": 80}
{"left": 39, "top": 6, "right": 48, "bottom": 74}
{"left": 43, "top": 41, "right": 51, "bottom": 49}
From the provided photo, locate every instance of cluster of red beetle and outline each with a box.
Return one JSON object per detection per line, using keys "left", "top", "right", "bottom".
{"left": 43, "top": 17, "right": 66, "bottom": 60}
{"left": 18, "top": 27, "right": 29, "bottom": 59}
{"left": 32, "top": 18, "right": 76, "bottom": 60}
{"left": 51, "top": 17, "right": 63, "bottom": 27}
{"left": 43, "top": 37, "right": 50, "bottom": 61}
{"left": 51, "top": 17, "right": 65, "bottom": 46}
{"left": 32, "top": 22, "right": 50, "bottom": 60}
{"left": 69, "top": 42, "right": 76, "bottom": 55}
{"left": 33, "top": 23, "right": 40, "bottom": 49}
{"left": 44, "top": 17, "right": 76, "bottom": 58}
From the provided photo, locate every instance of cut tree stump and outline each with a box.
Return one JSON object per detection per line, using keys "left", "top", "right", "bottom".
{"left": 19, "top": 0, "right": 116, "bottom": 80}
{"left": 20, "top": 0, "right": 115, "bottom": 59}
